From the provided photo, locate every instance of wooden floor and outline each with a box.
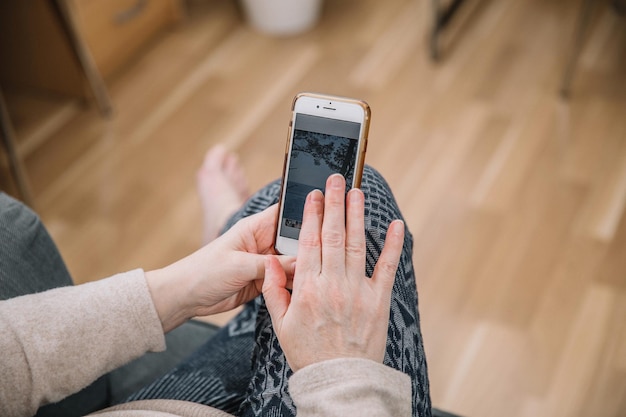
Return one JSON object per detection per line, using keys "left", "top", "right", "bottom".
{"left": 3, "top": 0, "right": 626, "bottom": 416}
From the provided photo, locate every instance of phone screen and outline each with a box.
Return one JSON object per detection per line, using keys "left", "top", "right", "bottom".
{"left": 280, "top": 113, "right": 362, "bottom": 239}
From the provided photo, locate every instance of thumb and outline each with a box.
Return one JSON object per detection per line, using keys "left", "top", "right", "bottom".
{"left": 262, "top": 255, "right": 291, "bottom": 331}
{"left": 372, "top": 220, "right": 405, "bottom": 293}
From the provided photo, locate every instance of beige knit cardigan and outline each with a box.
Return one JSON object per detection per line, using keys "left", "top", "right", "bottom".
{"left": 0, "top": 269, "right": 411, "bottom": 417}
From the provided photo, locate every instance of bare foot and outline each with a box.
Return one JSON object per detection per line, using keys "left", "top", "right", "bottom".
{"left": 197, "top": 145, "right": 250, "bottom": 244}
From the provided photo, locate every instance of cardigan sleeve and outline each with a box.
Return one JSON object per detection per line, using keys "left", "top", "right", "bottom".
{"left": 0, "top": 269, "right": 166, "bottom": 417}
{"left": 289, "top": 358, "right": 413, "bottom": 417}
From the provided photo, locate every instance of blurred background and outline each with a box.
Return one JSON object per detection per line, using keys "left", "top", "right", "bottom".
{"left": 1, "top": 0, "right": 625, "bottom": 416}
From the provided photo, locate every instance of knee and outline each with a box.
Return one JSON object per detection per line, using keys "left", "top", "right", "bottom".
{"left": 360, "top": 165, "right": 398, "bottom": 211}
{"left": 359, "top": 166, "right": 413, "bottom": 241}
{"left": 0, "top": 193, "right": 44, "bottom": 244}
{"left": 0, "top": 193, "right": 73, "bottom": 296}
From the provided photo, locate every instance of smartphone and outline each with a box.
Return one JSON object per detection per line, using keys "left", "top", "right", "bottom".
{"left": 275, "top": 92, "right": 371, "bottom": 256}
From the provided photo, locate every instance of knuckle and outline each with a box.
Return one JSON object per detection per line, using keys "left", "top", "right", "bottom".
{"left": 297, "top": 286, "right": 318, "bottom": 307}
{"left": 299, "top": 232, "right": 321, "bottom": 249}
{"left": 322, "top": 229, "right": 344, "bottom": 248}
{"left": 345, "top": 241, "right": 366, "bottom": 258}
{"left": 326, "top": 195, "right": 343, "bottom": 207}
{"left": 376, "top": 258, "right": 399, "bottom": 277}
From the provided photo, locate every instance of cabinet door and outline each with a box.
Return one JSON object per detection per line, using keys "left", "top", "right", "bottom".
{"left": 70, "top": 0, "right": 183, "bottom": 77}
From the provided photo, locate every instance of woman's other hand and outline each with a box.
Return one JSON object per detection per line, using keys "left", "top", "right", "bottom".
{"left": 146, "top": 204, "right": 295, "bottom": 332}
{"left": 263, "top": 174, "right": 405, "bottom": 371}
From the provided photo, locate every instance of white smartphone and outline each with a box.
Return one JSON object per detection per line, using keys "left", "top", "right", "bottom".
{"left": 275, "top": 92, "right": 371, "bottom": 256}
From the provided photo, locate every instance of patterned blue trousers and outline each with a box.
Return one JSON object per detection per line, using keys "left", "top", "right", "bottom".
{"left": 128, "top": 166, "right": 431, "bottom": 416}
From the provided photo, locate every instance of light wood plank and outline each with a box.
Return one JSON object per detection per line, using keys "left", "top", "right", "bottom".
{"left": 4, "top": 0, "right": 625, "bottom": 416}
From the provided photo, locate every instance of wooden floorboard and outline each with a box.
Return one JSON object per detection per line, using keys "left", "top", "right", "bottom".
{"left": 2, "top": 0, "right": 625, "bottom": 416}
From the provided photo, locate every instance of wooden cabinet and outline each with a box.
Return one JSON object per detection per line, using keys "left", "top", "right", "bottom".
{"left": 0, "top": 0, "right": 183, "bottom": 204}
{"left": 0, "top": 0, "right": 183, "bottom": 97}
{"left": 70, "top": 0, "right": 183, "bottom": 78}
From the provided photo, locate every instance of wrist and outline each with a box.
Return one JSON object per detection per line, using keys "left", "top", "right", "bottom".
{"left": 145, "top": 266, "right": 197, "bottom": 333}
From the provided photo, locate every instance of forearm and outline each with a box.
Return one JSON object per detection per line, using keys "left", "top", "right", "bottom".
{"left": 0, "top": 270, "right": 165, "bottom": 416}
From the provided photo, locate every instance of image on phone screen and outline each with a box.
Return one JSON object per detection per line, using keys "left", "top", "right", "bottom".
{"left": 280, "top": 113, "right": 361, "bottom": 240}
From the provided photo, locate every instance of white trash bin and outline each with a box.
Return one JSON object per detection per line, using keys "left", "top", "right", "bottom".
{"left": 240, "top": 0, "right": 323, "bottom": 36}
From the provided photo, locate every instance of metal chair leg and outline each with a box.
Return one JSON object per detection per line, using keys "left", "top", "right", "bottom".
{"left": 431, "top": 0, "right": 442, "bottom": 61}
{"left": 560, "top": 0, "right": 596, "bottom": 98}
{"left": 429, "top": 0, "right": 467, "bottom": 62}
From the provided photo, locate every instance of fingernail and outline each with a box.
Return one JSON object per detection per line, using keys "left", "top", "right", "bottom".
{"left": 391, "top": 220, "right": 405, "bottom": 235}
{"left": 330, "top": 174, "right": 344, "bottom": 189}
{"left": 349, "top": 188, "right": 363, "bottom": 202}
{"left": 309, "top": 189, "right": 323, "bottom": 202}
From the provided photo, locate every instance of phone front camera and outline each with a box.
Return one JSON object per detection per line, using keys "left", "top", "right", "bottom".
{"left": 316, "top": 105, "right": 319, "bottom": 108}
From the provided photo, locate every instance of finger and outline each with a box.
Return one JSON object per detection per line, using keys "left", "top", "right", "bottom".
{"left": 241, "top": 252, "right": 296, "bottom": 282}
{"left": 296, "top": 189, "right": 324, "bottom": 275}
{"left": 321, "top": 174, "right": 347, "bottom": 275}
{"left": 275, "top": 255, "right": 297, "bottom": 278}
{"left": 262, "top": 256, "right": 291, "bottom": 332}
{"left": 247, "top": 204, "right": 280, "bottom": 252}
{"left": 372, "top": 220, "right": 405, "bottom": 292}
{"left": 345, "top": 188, "right": 366, "bottom": 277}
{"left": 225, "top": 204, "right": 278, "bottom": 252}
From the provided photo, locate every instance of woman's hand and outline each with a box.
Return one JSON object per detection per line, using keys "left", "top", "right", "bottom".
{"left": 146, "top": 204, "right": 295, "bottom": 332}
{"left": 263, "top": 174, "right": 405, "bottom": 371}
